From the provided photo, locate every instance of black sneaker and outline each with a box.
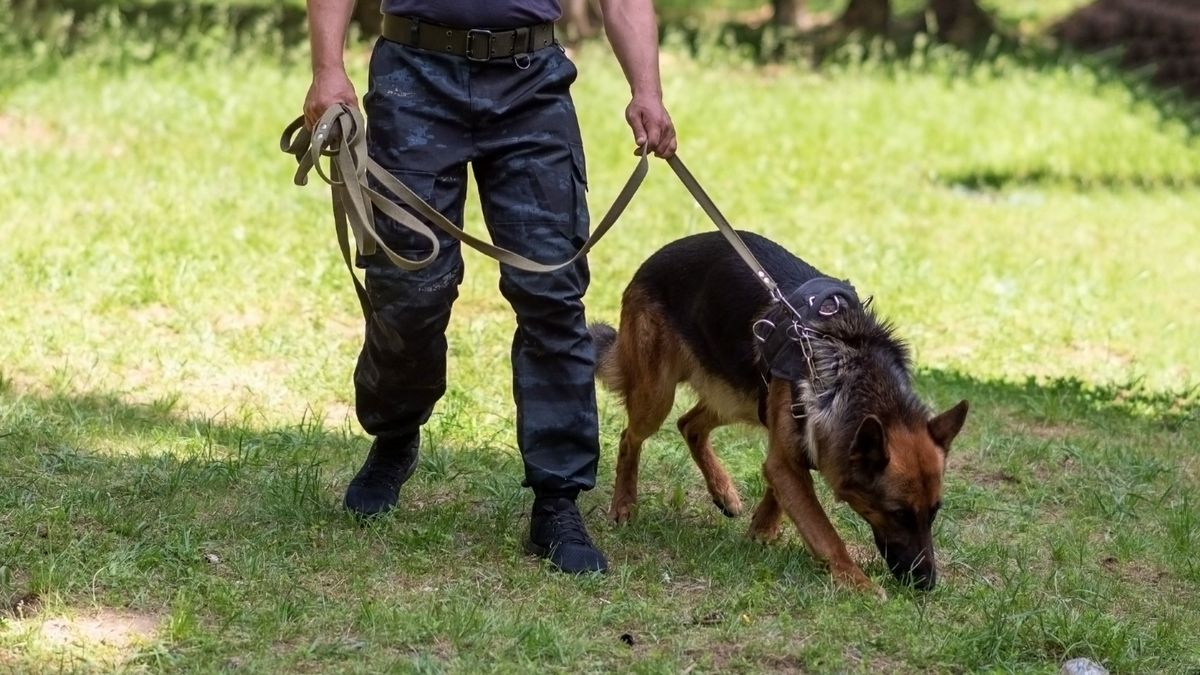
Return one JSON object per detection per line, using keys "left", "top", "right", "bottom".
{"left": 343, "top": 435, "right": 419, "bottom": 517}
{"left": 525, "top": 497, "right": 608, "bottom": 574}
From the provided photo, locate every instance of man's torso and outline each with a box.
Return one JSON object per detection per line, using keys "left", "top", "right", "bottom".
{"left": 379, "top": 0, "right": 562, "bottom": 29}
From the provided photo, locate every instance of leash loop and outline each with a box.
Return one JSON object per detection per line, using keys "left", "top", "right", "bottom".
{"left": 282, "top": 105, "right": 794, "bottom": 323}
{"left": 282, "top": 105, "right": 651, "bottom": 319}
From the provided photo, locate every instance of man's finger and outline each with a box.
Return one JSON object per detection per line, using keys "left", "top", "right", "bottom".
{"left": 660, "top": 136, "right": 678, "bottom": 159}
{"left": 628, "top": 110, "right": 648, "bottom": 154}
{"left": 642, "top": 117, "right": 663, "bottom": 157}
{"left": 655, "top": 123, "right": 677, "bottom": 158}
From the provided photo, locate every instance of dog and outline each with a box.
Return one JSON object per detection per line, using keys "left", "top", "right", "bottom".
{"left": 591, "top": 231, "right": 968, "bottom": 594}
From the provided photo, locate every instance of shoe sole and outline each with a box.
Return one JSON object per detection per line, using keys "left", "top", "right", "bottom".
{"left": 524, "top": 538, "right": 550, "bottom": 557}
{"left": 524, "top": 539, "right": 607, "bottom": 575}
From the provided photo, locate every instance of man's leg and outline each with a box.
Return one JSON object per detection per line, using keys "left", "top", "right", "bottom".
{"left": 346, "top": 40, "right": 472, "bottom": 516}
{"left": 470, "top": 47, "right": 605, "bottom": 572}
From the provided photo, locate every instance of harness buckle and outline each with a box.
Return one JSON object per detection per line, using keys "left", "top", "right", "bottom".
{"left": 790, "top": 400, "right": 807, "bottom": 420}
{"left": 465, "top": 29, "right": 494, "bottom": 61}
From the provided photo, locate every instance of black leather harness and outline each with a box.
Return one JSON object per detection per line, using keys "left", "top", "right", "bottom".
{"left": 752, "top": 277, "right": 861, "bottom": 424}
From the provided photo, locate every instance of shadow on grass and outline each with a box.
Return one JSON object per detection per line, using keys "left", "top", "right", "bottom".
{"left": 937, "top": 167, "right": 1200, "bottom": 192}
{"left": 1, "top": 368, "right": 1197, "bottom": 671}
{"left": 1, "top": 367, "right": 1193, "bottom": 567}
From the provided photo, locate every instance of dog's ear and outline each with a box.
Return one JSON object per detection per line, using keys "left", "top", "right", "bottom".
{"left": 851, "top": 415, "right": 888, "bottom": 473}
{"left": 928, "top": 400, "right": 969, "bottom": 453}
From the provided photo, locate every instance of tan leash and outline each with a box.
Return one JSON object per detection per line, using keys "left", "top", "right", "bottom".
{"left": 280, "top": 104, "right": 787, "bottom": 319}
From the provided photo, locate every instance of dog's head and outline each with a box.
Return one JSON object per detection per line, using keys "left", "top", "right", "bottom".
{"left": 830, "top": 400, "right": 969, "bottom": 590}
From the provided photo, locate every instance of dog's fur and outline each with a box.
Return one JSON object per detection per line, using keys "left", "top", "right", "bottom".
{"left": 592, "top": 231, "right": 968, "bottom": 594}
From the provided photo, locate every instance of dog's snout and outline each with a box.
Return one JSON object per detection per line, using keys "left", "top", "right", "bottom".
{"left": 876, "top": 533, "right": 938, "bottom": 590}
{"left": 911, "top": 567, "right": 936, "bottom": 591}
{"left": 885, "top": 557, "right": 937, "bottom": 590}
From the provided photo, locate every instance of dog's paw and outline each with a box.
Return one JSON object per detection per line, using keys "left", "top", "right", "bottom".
{"left": 833, "top": 567, "right": 888, "bottom": 600}
{"left": 713, "top": 495, "right": 743, "bottom": 518}
{"left": 609, "top": 502, "right": 634, "bottom": 524}
{"left": 747, "top": 522, "right": 781, "bottom": 544}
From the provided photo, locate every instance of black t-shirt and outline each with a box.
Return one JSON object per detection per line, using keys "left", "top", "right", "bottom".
{"left": 380, "top": 1, "right": 562, "bottom": 29}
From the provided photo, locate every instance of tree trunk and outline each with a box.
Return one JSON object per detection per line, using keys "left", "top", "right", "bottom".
{"left": 558, "top": 0, "right": 602, "bottom": 44}
{"left": 838, "top": 0, "right": 891, "bottom": 34}
{"left": 772, "top": 0, "right": 807, "bottom": 29}
{"left": 926, "top": 0, "right": 995, "bottom": 46}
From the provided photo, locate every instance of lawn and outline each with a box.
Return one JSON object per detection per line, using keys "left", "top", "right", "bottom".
{"left": 1, "top": 4, "right": 1199, "bottom": 673}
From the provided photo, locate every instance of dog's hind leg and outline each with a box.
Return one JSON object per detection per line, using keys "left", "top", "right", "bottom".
{"left": 612, "top": 381, "right": 675, "bottom": 523}
{"left": 609, "top": 298, "right": 679, "bottom": 524}
{"left": 677, "top": 404, "right": 742, "bottom": 517}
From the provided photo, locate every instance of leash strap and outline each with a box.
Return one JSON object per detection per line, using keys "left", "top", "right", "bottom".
{"left": 665, "top": 155, "right": 781, "bottom": 301}
{"left": 281, "top": 105, "right": 649, "bottom": 318}
{"left": 281, "top": 105, "right": 789, "bottom": 320}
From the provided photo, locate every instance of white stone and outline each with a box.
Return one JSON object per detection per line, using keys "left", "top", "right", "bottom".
{"left": 1061, "top": 658, "right": 1108, "bottom": 675}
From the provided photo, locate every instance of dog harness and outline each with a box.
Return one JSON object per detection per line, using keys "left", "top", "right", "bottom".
{"left": 754, "top": 277, "right": 861, "bottom": 381}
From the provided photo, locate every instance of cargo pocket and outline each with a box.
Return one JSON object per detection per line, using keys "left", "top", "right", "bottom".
{"left": 359, "top": 166, "right": 465, "bottom": 298}
{"left": 568, "top": 142, "right": 590, "bottom": 245}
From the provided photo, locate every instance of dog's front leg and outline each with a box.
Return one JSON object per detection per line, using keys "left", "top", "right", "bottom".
{"left": 748, "top": 483, "right": 782, "bottom": 543}
{"left": 762, "top": 380, "right": 886, "bottom": 599}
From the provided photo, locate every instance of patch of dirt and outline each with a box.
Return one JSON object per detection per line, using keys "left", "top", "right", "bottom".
{"left": 686, "top": 640, "right": 810, "bottom": 674}
{"left": 995, "top": 407, "right": 1082, "bottom": 443}
{"left": 129, "top": 304, "right": 176, "bottom": 327}
{"left": 213, "top": 310, "right": 267, "bottom": 333}
{"left": 1181, "top": 455, "right": 1200, "bottom": 487}
{"left": 947, "top": 453, "right": 1019, "bottom": 487}
{"left": 1022, "top": 421, "right": 1080, "bottom": 442}
{"left": 37, "top": 609, "right": 159, "bottom": 650}
{"left": 845, "top": 540, "right": 879, "bottom": 567}
{"left": 1098, "top": 555, "right": 1171, "bottom": 586}
{"left": 755, "top": 654, "right": 808, "bottom": 674}
{"left": 0, "top": 114, "right": 58, "bottom": 149}
{"left": 685, "top": 641, "right": 743, "bottom": 672}
{"left": 1, "top": 592, "right": 40, "bottom": 620}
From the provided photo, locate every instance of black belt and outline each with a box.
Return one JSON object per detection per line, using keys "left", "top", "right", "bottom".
{"left": 380, "top": 15, "right": 556, "bottom": 61}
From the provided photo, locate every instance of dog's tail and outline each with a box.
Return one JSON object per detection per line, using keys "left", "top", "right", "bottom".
{"left": 589, "top": 322, "right": 623, "bottom": 392}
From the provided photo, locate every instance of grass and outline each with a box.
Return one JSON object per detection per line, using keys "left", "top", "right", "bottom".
{"left": 2, "top": 5, "right": 1200, "bottom": 673}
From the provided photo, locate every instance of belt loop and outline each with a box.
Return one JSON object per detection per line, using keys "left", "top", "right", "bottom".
{"left": 514, "top": 27, "right": 528, "bottom": 55}
{"left": 409, "top": 17, "right": 420, "bottom": 42}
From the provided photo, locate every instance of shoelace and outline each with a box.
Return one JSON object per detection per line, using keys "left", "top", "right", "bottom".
{"left": 548, "top": 505, "right": 593, "bottom": 547}
{"left": 356, "top": 446, "right": 413, "bottom": 488}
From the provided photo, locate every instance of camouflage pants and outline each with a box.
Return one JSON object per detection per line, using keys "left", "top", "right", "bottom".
{"left": 354, "top": 38, "right": 599, "bottom": 495}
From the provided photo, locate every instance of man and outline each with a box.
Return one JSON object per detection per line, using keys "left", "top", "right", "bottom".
{"left": 302, "top": 0, "right": 676, "bottom": 574}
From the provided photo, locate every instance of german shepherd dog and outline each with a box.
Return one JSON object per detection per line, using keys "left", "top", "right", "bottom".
{"left": 591, "top": 231, "right": 969, "bottom": 594}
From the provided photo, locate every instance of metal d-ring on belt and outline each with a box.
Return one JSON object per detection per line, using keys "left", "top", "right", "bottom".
{"left": 280, "top": 104, "right": 792, "bottom": 321}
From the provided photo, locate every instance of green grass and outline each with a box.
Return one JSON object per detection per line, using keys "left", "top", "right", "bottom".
{"left": 2, "top": 15, "right": 1200, "bottom": 675}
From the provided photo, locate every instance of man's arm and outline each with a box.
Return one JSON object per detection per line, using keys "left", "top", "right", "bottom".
{"left": 303, "top": 0, "right": 359, "bottom": 130}
{"left": 598, "top": 0, "right": 677, "bottom": 158}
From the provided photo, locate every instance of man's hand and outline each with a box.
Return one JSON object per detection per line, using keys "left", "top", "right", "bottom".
{"left": 304, "top": 67, "right": 359, "bottom": 131}
{"left": 625, "top": 93, "right": 676, "bottom": 158}
{"left": 303, "top": 0, "right": 358, "bottom": 130}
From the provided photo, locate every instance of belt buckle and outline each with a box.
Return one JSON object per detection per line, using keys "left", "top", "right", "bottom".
{"left": 465, "top": 29, "right": 493, "bottom": 61}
